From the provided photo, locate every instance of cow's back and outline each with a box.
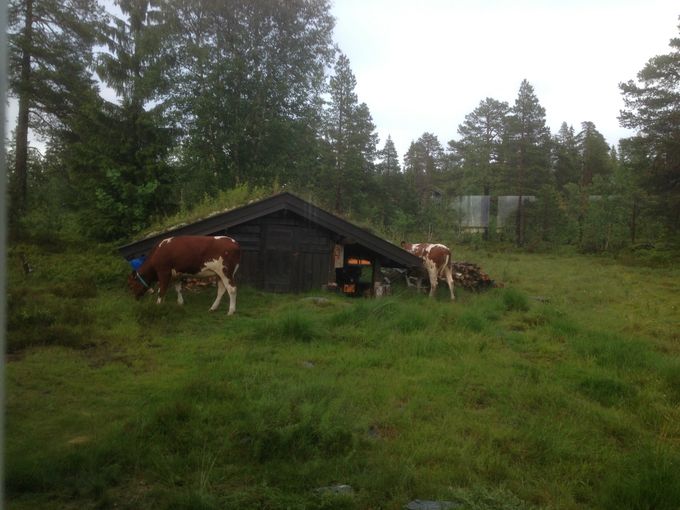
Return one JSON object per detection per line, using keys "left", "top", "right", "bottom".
{"left": 151, "top": 236, "right": 240, "bottom": 274}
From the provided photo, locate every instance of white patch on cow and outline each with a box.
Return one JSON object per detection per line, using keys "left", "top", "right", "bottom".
{"left": 159, "top": 237, "right": 173, "bottom": 247}
{"left": 200, "top": 256, "right": 225, "bottom": 277}
{"left": 197, "top": 256, "right": 234, "bottom": 314}
{"left": 226, "top": 282, "right": 237, "bottom": 315}
{"left": 175, "top": 281, "right": 184, "bottom": 305}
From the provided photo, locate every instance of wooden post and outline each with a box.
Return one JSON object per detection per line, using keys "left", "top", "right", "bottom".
{"left": 371, "top": 257, "right": 382, "bottom": 297}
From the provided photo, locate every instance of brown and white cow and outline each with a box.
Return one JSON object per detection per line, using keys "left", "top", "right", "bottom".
{"left": 401, "top": 242, "right": 455, "bottom": 300}
{"left": 127, "top": 236, "right": 241, "bottom": 315}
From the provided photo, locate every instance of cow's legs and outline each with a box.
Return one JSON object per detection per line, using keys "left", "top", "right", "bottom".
{"left": 156, "top": 272, "right": 171, "bottom": 304}
{"left": 208, "top": 262, "right": 238, "bottom": 315}
{"left": 225, "top": 275, "right": 237, "bottom": 316}
{"left": 443, "top": 264, "right": 455, "bottom": 300}
{"left": 209, "top": 279, "right": 226, "bottom": 311}
{"left": 426, "top": 262, "right": 439, "bottom": 298}
{"left": 428, "top": 275, "right": 438, "bottom": 297}
{"left": 175, "top": 281, "right": 184, "bottom": 305}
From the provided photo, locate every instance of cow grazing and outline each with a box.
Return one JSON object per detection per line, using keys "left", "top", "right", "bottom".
{"left": 401, "top": 242, "right": 455, "bottom": 300}
{"left": 127, "top": 236, "right": 241, "bottom": 315}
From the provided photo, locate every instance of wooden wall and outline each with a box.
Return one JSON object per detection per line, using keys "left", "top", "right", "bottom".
{"left": 225, "top": 210, "right": 334, "bottom": 293}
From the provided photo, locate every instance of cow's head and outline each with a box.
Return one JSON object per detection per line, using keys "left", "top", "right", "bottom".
{"left": 127, "top": 271, "right": 153, "bottom": 299}
{"left": 401, "top": 241, "right": 413, "bottom": 252}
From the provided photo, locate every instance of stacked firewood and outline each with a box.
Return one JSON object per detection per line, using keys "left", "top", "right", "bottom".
{"left": 451, "top": 261, "right": 501, "bottom": 291}
{"left": 395, "top": 261, "right": 501, "bottom": 293}
{"left": 183, "top": 276, "right": 218, "bottom": 290}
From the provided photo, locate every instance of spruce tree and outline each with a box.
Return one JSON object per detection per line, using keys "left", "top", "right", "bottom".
{"left": 377, "top": 136, "right": 401, "bottom": 175}
{"left": 576, "top": 121, "right": 611, "bottom": 187}
{"left": 553, "top": 122, "right": 579, "bottom": 190}
{"left": 505, "top": 79, "right": 552, "bottom": 245}
{"left": 166, "top": 0, "right": 335, "bottom": 196}
{"left": 89, "top": 0, "right": 176, "bottom": 238}
{"left": 323, "top": 53, "right": 378, "bottom": 214}
{"left": 403, "top": 132, "right": 445, "bottom": 205}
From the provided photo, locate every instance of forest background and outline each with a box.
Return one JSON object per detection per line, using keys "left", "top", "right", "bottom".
{"left": 6, "top": 0, "right": 680, "bottom": 255}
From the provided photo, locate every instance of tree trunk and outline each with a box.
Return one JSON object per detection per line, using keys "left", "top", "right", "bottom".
{"left": 515, "top": 195, "right": 524, "bottom": 247}
{"left": 13, "top": 0, "right": 33, "bottom": 221}
{"left": 630, "top": 197, "right": 638, "bottom": 245}
{"left": 482, "top": 184, "right": 490, "bottom": 240}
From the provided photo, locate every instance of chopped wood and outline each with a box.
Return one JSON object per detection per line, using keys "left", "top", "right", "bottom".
{"left": 183, "top": 276, "right": 218, "bottom": 290}
{"left": 451, "top": 261, "right": 501, "bottom": 291}
{"left": 395, "top": 261, "right": 501, "bottom": 292}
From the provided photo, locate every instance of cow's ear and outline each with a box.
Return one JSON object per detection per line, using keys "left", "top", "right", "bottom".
{"left": 400, "top": 241, "right": 406, "bottom": 247}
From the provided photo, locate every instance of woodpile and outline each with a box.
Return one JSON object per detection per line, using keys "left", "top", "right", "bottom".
{"left": 183, "top": 276, "right": 218, "bottom": 290}
{"left": 394, "top": 261, "right": 501, "bottom": 293}
{"left": 451, "top": 261, "right": 501, "bottom": 291}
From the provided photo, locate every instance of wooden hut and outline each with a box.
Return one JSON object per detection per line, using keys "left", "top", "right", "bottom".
{"left": 118, "top": 192, "right": 420, "bottom": 295}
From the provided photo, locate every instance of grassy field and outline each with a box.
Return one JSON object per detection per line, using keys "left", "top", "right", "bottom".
{"left": 5, "top": 242, "right": 680, "bottom": 509}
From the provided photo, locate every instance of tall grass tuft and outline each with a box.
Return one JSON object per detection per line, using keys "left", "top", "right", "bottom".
{"left": 662, "top": 360, "right": 680, "bottom": 404}
{"left": 570, "top": 331, "right": 653, "bottom": 371}
{"left": 600, "top": 447, "right": 680, "bottom": 510}
{"left": 577, "top": 375, "right": 637, "bottom": 407}
{"left": 7, "top": 288, "right": 95, "bottom": 351}
{"left": 457, "top": 310, "right": 490, "bottom": 332}
{"left": 252, "top": 309, "right": 320, "bottom": 342}
{"left": 501, "top": 287, "right": 530, "bottom": 312}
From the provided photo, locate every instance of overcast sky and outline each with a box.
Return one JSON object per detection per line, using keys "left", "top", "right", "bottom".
{"left": 330, "top": 0, "right": 679, "bottom": 158}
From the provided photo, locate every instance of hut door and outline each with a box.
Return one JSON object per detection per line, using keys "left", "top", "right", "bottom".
{"left": 263, "top": 225, "right": 295, "bottom": 292}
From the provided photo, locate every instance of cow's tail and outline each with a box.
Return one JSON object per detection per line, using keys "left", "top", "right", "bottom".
{"left": 438, "top": 252, "right": 451, "bottom": 277}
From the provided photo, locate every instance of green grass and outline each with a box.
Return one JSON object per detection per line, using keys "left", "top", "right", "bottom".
{"left": 5, "top": 244, "right": 680, "bottom": 509}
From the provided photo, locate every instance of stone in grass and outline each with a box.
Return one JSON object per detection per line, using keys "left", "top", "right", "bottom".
{"left": 404, "top": 500, "right": 461, "bottom": 510}
{"left": 314, "top": 484, "right": 354, "bottom": 496}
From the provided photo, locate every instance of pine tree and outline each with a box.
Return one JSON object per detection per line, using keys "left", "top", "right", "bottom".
{"left": 619, "top": 18, "right": 680, "bottom": 231}
{"left": 7, "top": 0, "right": 105, "bottom": 224}
{"left": 452, "top": 97, "right": 509, "bottom": 195}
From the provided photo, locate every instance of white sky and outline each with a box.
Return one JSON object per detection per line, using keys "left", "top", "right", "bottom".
{"left": 330, "top": 0, "right": 679, "bottom": 158}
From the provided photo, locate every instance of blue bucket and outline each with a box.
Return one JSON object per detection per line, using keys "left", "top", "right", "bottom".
{"left": 130, "top": 256, "right": 146, "bottom": 270}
